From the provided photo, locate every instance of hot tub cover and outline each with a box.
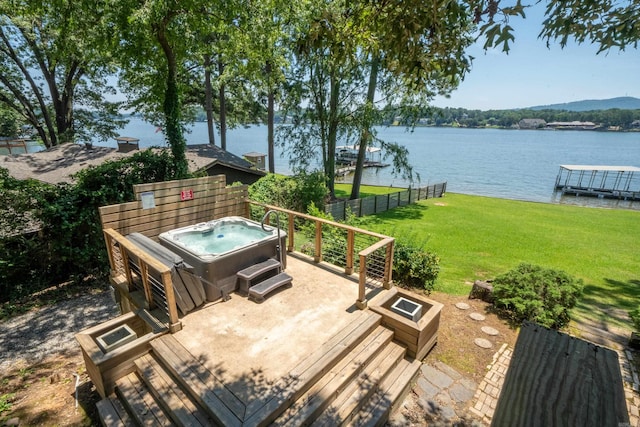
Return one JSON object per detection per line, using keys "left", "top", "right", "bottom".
{"left": 127, "top": 233, "right": 206, "bottom": 314}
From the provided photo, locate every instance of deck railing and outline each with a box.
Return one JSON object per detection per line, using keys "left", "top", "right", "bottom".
{"left": 103, "top": 228, "right": 181, "bottom": 333}
{"left": 247, "top": 201, "right": 394, "bottom": 309}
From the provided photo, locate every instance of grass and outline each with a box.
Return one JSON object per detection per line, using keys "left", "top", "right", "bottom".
{"left": 334, "top": 183, "right": 398, "bottom": 199}
{"left": 357, "top": 193, "right": 640, "bottom": 331}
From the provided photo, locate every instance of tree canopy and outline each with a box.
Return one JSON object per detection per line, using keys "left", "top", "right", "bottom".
{"left": 1, "top": 0, "right": 637, "bottom": 200}
{"left": 0, "top": 0, "right": 121, "bottom": 148}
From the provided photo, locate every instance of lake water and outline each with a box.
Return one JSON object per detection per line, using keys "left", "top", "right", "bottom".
{"left": 100, "top": 117, "right": 640, "bottom": 209}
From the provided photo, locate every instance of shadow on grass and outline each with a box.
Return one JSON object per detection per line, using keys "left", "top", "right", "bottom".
{"left": 575, "top": 277, "right": 640, "bottom": 330}
{"left": 358, "top": 203, "right": 429, "bottom": 225}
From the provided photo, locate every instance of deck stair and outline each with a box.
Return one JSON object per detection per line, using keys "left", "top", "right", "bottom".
{"left": 95, "top": 311, "right": 421, "bottom": 427}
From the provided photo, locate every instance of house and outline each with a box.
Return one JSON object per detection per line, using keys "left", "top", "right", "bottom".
{"left": 185, "top": 144, "right": 266, "bottom": 185}
{"left": 0, "top": 142, "right": 265, "bottom": 185}
{"left": 518, "top": 118, "right": 546, "bottom": 129}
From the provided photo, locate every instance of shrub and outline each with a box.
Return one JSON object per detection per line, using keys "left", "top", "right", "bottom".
{"left": 0, "top": 150, "right": 181, "bottom": 301}
{"left": 392, "top": 242, "right": 440, "bottom": 293}
{"left": 492, "top": 263, "right": 584, "bottom": 329}
{"left": 630, "top": 307, "right": 640, "bottom": 332}
{"left": 37, "top": 150, "right": 180, "bottom": 279}
{"left": 248, "top": 172, "right": 328, "bottom": 213}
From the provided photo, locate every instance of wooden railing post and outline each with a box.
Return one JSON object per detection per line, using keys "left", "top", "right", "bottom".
{"left": 314, "top": 221, "right": 322, "bottom": 263}
{"left": 263, "top": 206, "right": 270, "bottom": 225}
{"left": 103, "top": 231, "right": 117, "bottom": 274}
{"left": 383, "top": 239, "right": 394, "bottom": 289}
{"left": 287, "top": 213, "right": 295, "bottom": 252}
{"left": 161, "top": 270, "right": 181, "bottom": 333}
{"left": 356, "top": 254, "right": 367, "bottom": 309}
{"left": 345, "top": 229, "right": 355, "bottom": 275}
{"left": 139, "top": 262, "right": 153, "bottom": 308}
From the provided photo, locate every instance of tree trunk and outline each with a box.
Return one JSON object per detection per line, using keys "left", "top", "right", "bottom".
{"left": 155, "top": 17, "right": 188, "bottom": 178}
{"left": 218, "top": 59, "right": 227, "bottom": 151}
{"left": 326, "top": 74, "right": 340, "bottom": 200}
{"left": 266, "top": 61, "right": 275, "bottom": 173}
{"left": 350, "top": 56, "right": 379, "bottom": 200}
{"left": 204, "top": 54, "right": 216, "bottom": 146}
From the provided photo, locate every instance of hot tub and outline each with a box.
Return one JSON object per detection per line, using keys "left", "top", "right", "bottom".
{"left": 158, "top": 216, "right": 286, "bottom": 301}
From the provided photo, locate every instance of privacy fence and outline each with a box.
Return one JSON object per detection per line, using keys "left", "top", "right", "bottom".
{"left": 326, "top": 182, "right": 447, "bottom": 221}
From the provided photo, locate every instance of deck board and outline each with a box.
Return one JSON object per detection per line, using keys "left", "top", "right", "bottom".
{"left": 135, "top": 353, "right": 212, "bottom": 427}
{"left": 311, "top": 341, "right": 405, "bottom": 427}
{"left": 352, "top": 357, "right": 422, "bottom": 427}
{"left": 96, "top": 397, "right": 137, "bottom": 427}
{"left": 116, "top": 373, "right": 173, "bottom": 426}
{"left": 274, "top": 326, "right": 394, "bottom": 426}
{"left": 150, "top": 335, "right": 244, "bottom": 426}
{"left": 242, "top": 311, "right": 381, "bottom": 426}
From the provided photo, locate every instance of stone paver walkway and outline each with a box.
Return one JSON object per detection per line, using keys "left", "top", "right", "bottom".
{"left": 390, "top": 360, "right": 482, "bottom": 426}
{"left": 469, "top": 343, "right": 512, "bottom": 424}
{"left": 390, "top": 299, "right": 640, "bottom": 426}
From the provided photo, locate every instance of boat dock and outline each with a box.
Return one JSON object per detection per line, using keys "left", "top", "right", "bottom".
{"left": 335, "top": 145, "right": 389, "bottom": 176}
{"left": 554, "top": 165, "right": 640, "bottom": 201}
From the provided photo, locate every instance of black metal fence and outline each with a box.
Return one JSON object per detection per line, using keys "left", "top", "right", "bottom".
{"left": 325, "top": 182, "right": 447, "bottom": 220}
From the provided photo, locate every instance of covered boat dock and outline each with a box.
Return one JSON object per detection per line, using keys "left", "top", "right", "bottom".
{"left": 554, "top": 165, "right": 640, "bottom": 201}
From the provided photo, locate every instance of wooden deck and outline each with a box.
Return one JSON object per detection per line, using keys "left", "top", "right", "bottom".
{"left": 82, "top": 175, "right": 427, "bottom": 426}
{"left": 93, "top": 257, "right": 423, "bottom": 426}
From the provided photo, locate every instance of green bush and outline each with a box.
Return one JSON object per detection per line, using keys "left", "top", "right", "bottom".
{"left": 248, "top": 172, "right": 328, "bottom": 213}
{"left": 0, "top": 169, "right": 54, "bottom": 302}
{"left": 37, "top": 150, "right": 180, "bottom": 279}
{"left": 630, "top": 307, "right": 640, "bottom": 332}
{"left": 0, "top": 150, "right": 181, "bottom": 302}
{"left": 393, "top": 242, "right": 440, "bottom": 293}
{"left": 492, "top": 263, "right": 584, "bottom": 329}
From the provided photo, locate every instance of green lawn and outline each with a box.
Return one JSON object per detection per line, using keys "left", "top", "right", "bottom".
{"left": 356, "top": 193, "right": 640, "bottom": 331}
{"left": 334, "top": 183, "right": 397, "bottom": 199}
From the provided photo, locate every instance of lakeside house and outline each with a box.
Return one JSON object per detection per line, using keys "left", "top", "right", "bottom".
{"left": 546, "top": 121, "right": 598, "bottom": 130}
{"left": 0, "top": 142, "right": 265, "bottom": 185}
{"left": 518, "top": 118, "right": 547, "bottom": 129}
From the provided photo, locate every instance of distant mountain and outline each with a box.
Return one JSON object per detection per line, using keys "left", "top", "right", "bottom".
{"left": 528, "top": 96, "right": 640, "bottom": 112}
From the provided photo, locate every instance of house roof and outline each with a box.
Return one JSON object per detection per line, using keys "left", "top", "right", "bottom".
{"left": 185, "top": 144, "right": 264, "bottom": 176}
{"left": 0, "top": 143, "right": 264, "bottom": 185}
{"left": 492, "top": 321, "right": 629, "bottom": 427}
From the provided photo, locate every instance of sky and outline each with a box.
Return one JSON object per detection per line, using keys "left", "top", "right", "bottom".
{"left": 433, "top": 2, "right": 640, "bottom": 110}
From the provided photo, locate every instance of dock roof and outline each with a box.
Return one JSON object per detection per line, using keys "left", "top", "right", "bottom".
{"left": 559, "top": 165, "right": 640, "bottom": 172}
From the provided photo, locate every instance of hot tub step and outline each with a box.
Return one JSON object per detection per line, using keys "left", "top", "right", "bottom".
{"left": 237, "top": 258, "right": 281, "bottom": 295}
{"left": 248, "top": 272, "right": 293, "bottom": 303}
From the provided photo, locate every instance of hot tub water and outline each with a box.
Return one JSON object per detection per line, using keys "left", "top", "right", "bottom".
{"left": 173, "top": 222, "right": 271, "bottom": 255}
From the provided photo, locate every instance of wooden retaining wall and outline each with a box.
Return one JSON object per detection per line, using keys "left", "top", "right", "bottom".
{"left": 325, "top": 182, "right": 446, "bottom": 221}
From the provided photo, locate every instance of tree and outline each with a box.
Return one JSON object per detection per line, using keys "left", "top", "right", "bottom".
{"left": 108, "top": 0, "right": 210, "bottom": 177}
{"left": 280, "top": 0, "right": 515, "bottom": 200}
{"left": 242, "top": 0, "right": 296, "bottom": 173}
{"left": 540, "top": 0, "right": 640, "bottom": 52}
{"left": 0, "top": 0, "right": 121, "bottom": 148}
{"left": 0, "top": 104, "right": 19, "bottom": 137}
{"left": 278, "top": 0, "right": 362, "bottom": 199}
